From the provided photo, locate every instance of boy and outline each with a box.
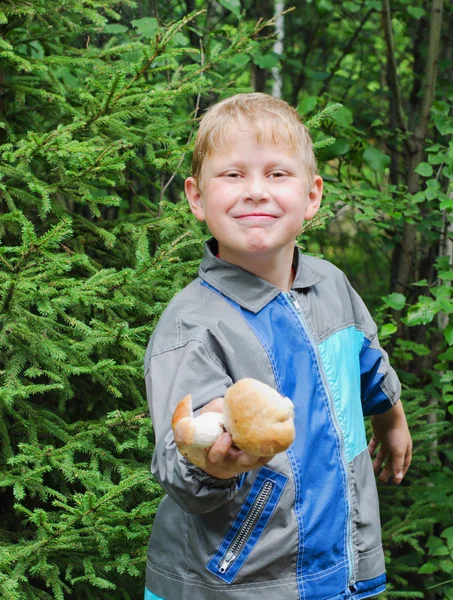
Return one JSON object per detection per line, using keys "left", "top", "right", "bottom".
{"left": 144, "top": 93, "right": 412, "bottom": 600}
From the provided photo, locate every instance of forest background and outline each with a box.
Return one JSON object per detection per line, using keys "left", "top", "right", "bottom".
{"left": 0, "top": 0, "right": 452, "bottom": 598}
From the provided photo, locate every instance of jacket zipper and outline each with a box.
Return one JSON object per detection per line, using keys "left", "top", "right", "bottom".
{"left": 218, "top": 479, "right": 275, "bottom": 574}
{"left": 287, "top": 291, "right": 357, "bottom": 586}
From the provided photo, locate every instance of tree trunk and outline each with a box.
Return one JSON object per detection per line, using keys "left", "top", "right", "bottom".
{"left": 271, "top": 0, "right": 285, "bottom": 98}
{"left": 383, "top": 0, "right": 444, "bottom": 295}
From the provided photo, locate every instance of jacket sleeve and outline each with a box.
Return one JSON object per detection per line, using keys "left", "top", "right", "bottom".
{"left": 344, "top": 276, "right": 401, "bottom": 416}
{"left": 145, "top": 336, "right": 242, "bottom": 515}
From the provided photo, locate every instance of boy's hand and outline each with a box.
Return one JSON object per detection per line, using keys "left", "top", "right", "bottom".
{"left": 198, "top": 398, "right": 273, "bottom": 480}
{"left": 368, "top": 399, "right": 412, "bottom": 484}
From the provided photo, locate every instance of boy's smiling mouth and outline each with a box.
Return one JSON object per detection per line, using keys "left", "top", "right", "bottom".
{"left": 233, "top": 213, "right": 278, "bottom": 221}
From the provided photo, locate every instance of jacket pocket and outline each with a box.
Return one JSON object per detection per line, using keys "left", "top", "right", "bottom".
{"left": 206, "top": 466, "right": 288, "bottom": 584}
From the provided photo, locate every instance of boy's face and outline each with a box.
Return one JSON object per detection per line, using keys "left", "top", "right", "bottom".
{"left": 185, "top": 124, "right": 323, "bottom": 266}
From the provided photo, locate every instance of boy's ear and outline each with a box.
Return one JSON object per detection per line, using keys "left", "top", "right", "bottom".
{"left": 185, "top": 177, "right": 206, "bottom": 222}
{"left": 304, "top": 175, "right": 323, "bottom": 220}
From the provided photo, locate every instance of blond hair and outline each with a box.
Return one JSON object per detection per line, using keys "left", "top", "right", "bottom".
{"left": 192, "top": 93, "right": 317, "bottom": 186}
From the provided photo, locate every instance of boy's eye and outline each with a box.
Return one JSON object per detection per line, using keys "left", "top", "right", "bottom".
{"left": 225, "top": 172, "right": 241, "bottom": 178}
{"left": 269, "top": 171, "right": 286, "bottom": 178}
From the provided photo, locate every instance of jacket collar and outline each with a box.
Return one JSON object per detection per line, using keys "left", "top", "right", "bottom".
{"left": 198, "top": 239, "right": 326, "bottom": 314}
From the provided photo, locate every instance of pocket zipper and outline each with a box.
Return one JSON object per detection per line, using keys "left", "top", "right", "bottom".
{"left": 218, "top": 479, "right": 275, "bottom": 574}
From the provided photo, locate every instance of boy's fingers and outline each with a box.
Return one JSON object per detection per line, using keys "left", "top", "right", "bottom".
{"left": 398, "top": 446, "right": 412, "bottom": 482}
{"left": 223, "top": 445, "right": 258, "bottom": 468}
{"left": 372, "top": 446, "right": 387, "bottom": 474}
{"left": 403, "top": 446, "right": 412, "bottom": 475}
{"left": 207, "top": 432, "right": 232, "bottom": 464}
{"left": 389, "top": 449, "right": 406, "bottom": 484}
{"left": 208, "top": 435, "right": 273, "bottom": 471}
{"left": 378, "top": 463, "right": 392, "bottom": 483}
{"left": 237, "top": 451, "right": 260, "bottom": 469}
{"left": 368, "top": 436, "right": 378, "bottom": 457}
{"left": 379, "top": 447, "right": 411, "bottom": 484}
{"left": 200, "top": 397, "right": 224, "bottom": 414}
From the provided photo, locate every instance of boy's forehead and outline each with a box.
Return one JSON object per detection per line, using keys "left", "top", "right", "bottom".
{"left": 206, "top": 120, "right": 298, "bottom": 159}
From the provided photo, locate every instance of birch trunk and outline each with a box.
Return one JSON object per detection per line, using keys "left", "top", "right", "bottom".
{"left": 271, "top": 0, "right": 285, "bottom": 98}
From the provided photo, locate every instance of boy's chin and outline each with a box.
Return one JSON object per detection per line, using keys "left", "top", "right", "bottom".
{"left": 217, "top": 240, "right": 296, "bottom": 262}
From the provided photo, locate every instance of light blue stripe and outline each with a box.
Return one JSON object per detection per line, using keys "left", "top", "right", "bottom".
{"left": 144, "top": 588, "right": 165, "bottom": 600}
{"left": 318, "top": 327, "right": 367, "bottom": 463}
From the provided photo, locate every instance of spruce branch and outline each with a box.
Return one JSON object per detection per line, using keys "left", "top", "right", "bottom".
{"left": 160, "top": 39, "right": 204, "bottom": 202}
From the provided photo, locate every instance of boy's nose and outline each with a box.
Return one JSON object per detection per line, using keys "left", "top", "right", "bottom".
{"left": 243, "top": 178, "right": 270, "bottom": 203}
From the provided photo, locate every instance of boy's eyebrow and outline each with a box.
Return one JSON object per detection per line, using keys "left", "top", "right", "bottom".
{"left": 212, "top": 157, "right": 299, "bottom": 170}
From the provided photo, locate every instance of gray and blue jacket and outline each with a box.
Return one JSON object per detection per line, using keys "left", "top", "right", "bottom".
{"left": 144, "top": 239, "right": 400, "bottom": 600}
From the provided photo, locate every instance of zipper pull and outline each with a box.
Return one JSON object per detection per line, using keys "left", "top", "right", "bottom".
{"left": 289, "top": 290, "right": 301, "bottom": 310}
{"left": 219, "top": 550, "right": 236, "bottom": 573}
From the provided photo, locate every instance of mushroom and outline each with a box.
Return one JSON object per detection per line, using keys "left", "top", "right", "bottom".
{"left": 172, "top": 378, "right": 295, "bottom": 469}
{"left": 172, "top": 394, "right": 225, "bottom": 469}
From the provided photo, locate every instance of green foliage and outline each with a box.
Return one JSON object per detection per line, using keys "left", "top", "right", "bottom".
{"left": 0, "top": 197, "right": 206, "bottom": 598}
{"left": 374, "top": 392, "right": 453, "bottom": 599}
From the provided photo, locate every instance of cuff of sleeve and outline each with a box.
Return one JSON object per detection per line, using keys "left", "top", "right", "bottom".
{"left": 184, "top": 458, "right": 242, "bottom": 488}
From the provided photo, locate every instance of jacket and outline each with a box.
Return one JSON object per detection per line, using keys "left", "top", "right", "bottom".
{"left": 144, "top": 239, "right": 400, "bottom": 600}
